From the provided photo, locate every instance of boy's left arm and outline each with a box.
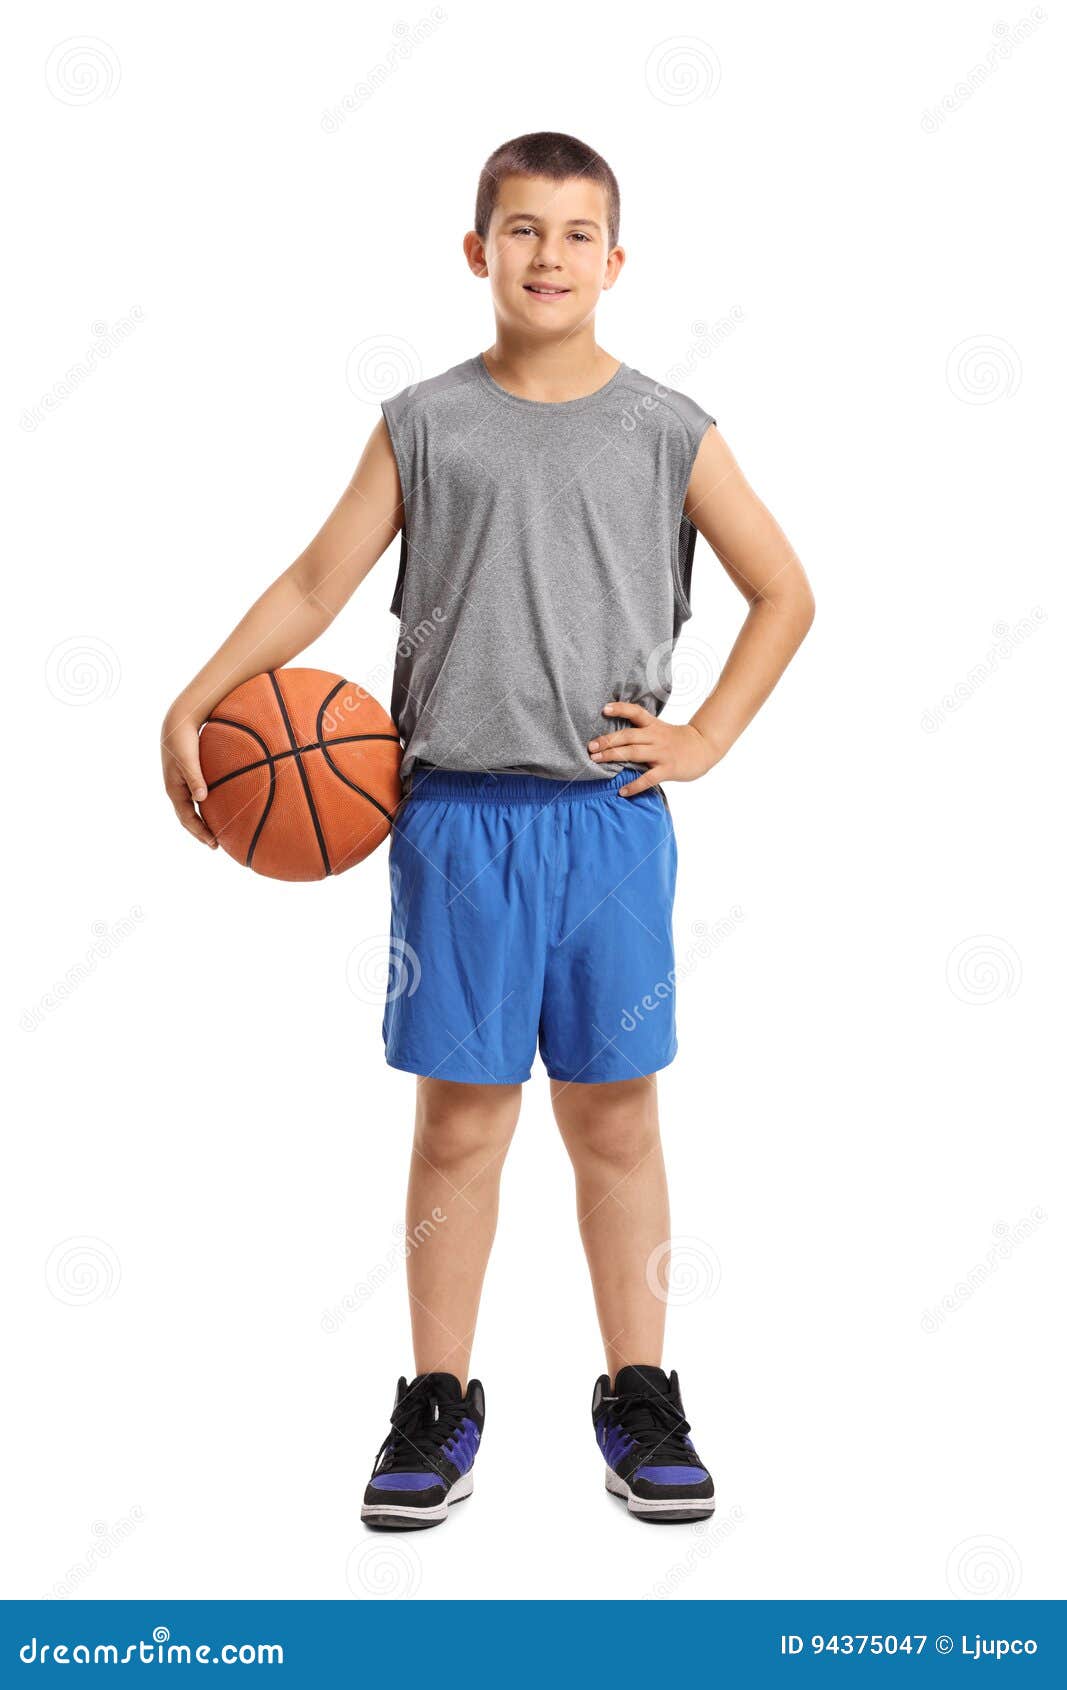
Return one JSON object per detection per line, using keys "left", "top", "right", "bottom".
{"left": 588, "top": 424, "right": 816, "bottom": 795}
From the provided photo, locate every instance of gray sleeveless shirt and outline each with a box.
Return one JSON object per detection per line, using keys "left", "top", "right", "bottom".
{"left": 380, "top": 353, "right": 716, "bottom": 786}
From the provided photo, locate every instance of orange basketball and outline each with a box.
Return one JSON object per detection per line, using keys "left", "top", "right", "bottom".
{"left": 197, "top": 669, "right": 402, "bottom": 881}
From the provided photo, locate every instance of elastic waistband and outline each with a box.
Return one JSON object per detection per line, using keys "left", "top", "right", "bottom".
{"left": 402, "top": 767, "right": 633, "bottom": 804}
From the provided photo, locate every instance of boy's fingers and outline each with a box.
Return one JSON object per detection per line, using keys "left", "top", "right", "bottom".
{"left": 163, "top": 741, "right": 208, "bottom": 803}
{"left": 589, "top": 730, "right": 653, "bottom": 751}
{"left": 171, "top": 794, "right": 218, "bottom": 847}
{"left": 618, "top": 769, "right": 661, "bottom": 796}
{"left": 590, "top": 741, "right": 654, "bottom": 762}
{"left": 180, "top": 757, "right": 208, "bottom": 804}
{"left": 603, "top": 700, "right": 653, "bottom": 725}
{"left": 595, "top": 746, "right": 653, "bottom": 765}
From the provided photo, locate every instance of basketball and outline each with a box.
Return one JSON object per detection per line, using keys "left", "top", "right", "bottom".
{"left": 197, "top": 669, "right": 402, "bottom": 880}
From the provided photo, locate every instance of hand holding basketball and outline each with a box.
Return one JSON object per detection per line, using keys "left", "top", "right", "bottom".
{"left": 161, "top": 708, "right": 218, "bottom": 849}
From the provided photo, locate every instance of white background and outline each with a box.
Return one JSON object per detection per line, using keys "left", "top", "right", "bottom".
{"left": 4, "top": 1, "right": 1063, "bottom": 1603}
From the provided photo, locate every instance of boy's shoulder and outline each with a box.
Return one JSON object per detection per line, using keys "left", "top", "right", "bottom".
{"left": 613, "top": 364, "right": 717, "bottom": 446}
{"left": 381, "top": 356, "right": 481, "bottom": 423}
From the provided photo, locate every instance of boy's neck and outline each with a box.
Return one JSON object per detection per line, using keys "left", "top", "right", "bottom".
{"left": 480, "top": 336, "right": 621, "bottom": 404}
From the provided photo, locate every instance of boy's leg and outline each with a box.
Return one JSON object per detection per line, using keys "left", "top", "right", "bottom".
{"left": 406, "top": 1076, "right": 522, "bottom": 1388}
{"left": 550, "top": 1073, "right": 668, "bottom": 1377}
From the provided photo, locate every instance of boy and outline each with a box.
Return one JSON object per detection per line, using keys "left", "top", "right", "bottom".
{"left": 161, "top": 132, "right": 814, "bottom": 1529}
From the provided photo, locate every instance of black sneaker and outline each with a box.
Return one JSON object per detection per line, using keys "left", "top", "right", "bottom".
{"left": 592, "top": 1364, "right": 716, "bottom": 1522}
{"left": 361, "top": 1371, "right": 484, "bottom": 1530}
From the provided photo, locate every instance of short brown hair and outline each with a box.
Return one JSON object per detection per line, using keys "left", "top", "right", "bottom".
{"left": 475, "top": 131, "right": 620, "bottom": 252}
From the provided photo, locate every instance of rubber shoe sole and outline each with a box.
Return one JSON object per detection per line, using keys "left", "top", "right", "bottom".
{"left": 605, "top": 1464, "right": 715, "bottom": 1523}
{"left": 361, "top": 1470, "right": 473, "bottom": 1530}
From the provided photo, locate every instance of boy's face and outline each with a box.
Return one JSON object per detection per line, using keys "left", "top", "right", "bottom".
{"left": 468, "top": 173, "right": 623, "bottom": 333}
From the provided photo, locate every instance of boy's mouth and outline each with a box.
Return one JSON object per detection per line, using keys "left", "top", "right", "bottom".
{"left": 523, "top": 284, "right": 570, "bottom": 298}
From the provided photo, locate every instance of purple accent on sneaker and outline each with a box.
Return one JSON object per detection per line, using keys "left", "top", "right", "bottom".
{"left": 634, "top": 1465, "right": 709, "bottom": 1485}
{"left": 370, "top": 1472, "right": 444, "bottom": 1492}
{"left": 440, "top": 1416, "right": 480, "bottom": 1475}
{"left": 596, "top": 1415, "right": 635, "bottom": 1468}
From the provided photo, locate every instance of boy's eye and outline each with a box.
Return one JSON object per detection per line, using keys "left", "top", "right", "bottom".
{"left": 511, "top": 226, "right": 592, "bottom": 241}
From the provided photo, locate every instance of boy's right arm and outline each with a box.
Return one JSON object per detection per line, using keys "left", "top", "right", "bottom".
{"left": 161, "top": 418, "right": 403, "bottom": 847}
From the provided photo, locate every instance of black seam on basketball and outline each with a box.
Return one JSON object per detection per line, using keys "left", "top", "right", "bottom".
{"left": 204, "top": 735, "right": 401, "bottom": 794}
{"left": 245, "top": 756, "right": 276, "bottom": 869}
{"left": 206, "top": 716, "right": 273, "bottom": 759}
{"left": 204, "top": 717, "right": 275, "bottom": 867}
{"left": 313, "top": 681, "right": 401, "bottom": 752}
{"left": 326, "top": 732, "right": 401, "bottom": 746}
{"left": 316, "top": 678, "right": 348, "bottom": 741}
{"left": 318, "top": 743, "right": 398, "bottom": 826}
{"left": 315, "top": 680, "right": 399, "bottom": 827}
{"left": 268, "top": 670, "right": 332, "bottom": 877}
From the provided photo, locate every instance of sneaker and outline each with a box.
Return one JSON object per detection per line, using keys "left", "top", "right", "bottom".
{"left": 592, "top": 1364, "right": 716, "bottom": 1522}
{"left": 361, "top": 1371, "right": 484, "bottom": 1530}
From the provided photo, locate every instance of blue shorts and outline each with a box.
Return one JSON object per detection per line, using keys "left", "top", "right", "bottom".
{"left": 382, "top": 768, "right": 679, "bottom": 1085}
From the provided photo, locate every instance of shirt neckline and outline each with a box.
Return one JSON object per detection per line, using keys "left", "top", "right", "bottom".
{"left": 472, "top": 351, "right": 628, "bottom": 413}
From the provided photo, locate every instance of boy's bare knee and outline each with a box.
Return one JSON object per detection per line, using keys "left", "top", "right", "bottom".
{"left": 552, "top": 1079, "right": 660, "bottom": 1171}
{"left": 413, "top": 1078, "right": 520, "bottom": 1170}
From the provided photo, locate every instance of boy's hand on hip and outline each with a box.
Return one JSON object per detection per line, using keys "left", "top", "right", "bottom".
{"left": 588, "top": 702, "right": 717, "bottom": 796}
